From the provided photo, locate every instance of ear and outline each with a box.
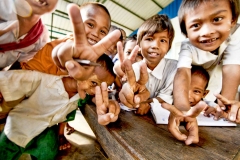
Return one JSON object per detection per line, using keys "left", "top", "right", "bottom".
{"left": 231, "top": 19, "right": 237, "bottom": 28}
{"left": 203, "top": 90, "right": 209, "bottom": 98}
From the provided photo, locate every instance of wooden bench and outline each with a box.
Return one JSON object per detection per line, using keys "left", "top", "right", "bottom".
{"left": 82, "top": 104, "right": 240, "bottom": 160}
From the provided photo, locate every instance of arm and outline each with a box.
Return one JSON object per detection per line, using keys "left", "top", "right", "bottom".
{"left": 173, "top": 68, "right": 191, "bottom": 111}
{"left": 221, "top": 65, "right": 240, "bottom": 101}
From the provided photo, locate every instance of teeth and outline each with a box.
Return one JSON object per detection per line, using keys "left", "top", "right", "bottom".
{"left": 88, "top": 38, "right": 97, "bottom": 45}
{"left": 35, "top": 0, "right": 47, "bottom": 6}
{"left": 201, "top": 38, "right": 217, "bottom": 43}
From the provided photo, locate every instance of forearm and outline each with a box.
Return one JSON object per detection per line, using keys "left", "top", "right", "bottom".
{"left": 221, "top": 65, "right": 240, "bottom": 100}
{"left": 173, "top": 68, "right": 191, "bottom": 111}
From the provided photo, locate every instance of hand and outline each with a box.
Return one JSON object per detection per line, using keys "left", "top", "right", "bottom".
{"left": 203, "top": 106, "right": 216, "bottom": 117}
{"left": 52, "top": 4, "right": 121, "bottom": 81}
{"left": 95, "top": 82, "right": 120, "bottom": 125}
{"left": 166, "top": 101, "right": 207, "bottom": 145}
{"left": 214, "top": 93, "right": 240, "bottom": 123}
{"left": 118, "top": 59, "right": 150, "bottom": 108}
{"left": 113, "top": 41, "right": 139, "bottom": 80}
{"left": 135, "top": 102, "right": 150, "bottom": 115}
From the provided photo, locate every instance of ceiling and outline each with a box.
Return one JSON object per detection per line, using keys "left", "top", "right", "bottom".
{"left": 41, "top": 0, "right": 174, "bottom": 40}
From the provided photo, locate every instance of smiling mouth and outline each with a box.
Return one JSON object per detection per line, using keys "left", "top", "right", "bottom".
{"left": 88, "top": 38, "right": 97, "bottom": 45}
{"left": 200, "top": 38, "right": 218, "bottom": 43}
{"left": 148, "top": 52, "right": 159, "bottom": 57}
{"left": 35, "top": 0, "right": 47, "bottom": 6}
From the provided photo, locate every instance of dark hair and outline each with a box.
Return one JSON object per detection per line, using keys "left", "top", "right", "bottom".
{"left": 123, "top": 34, "right": 137, "bottom": 49}
{"left": 191, "top": 65, "right": 209, "bottom": 89}
{"left": 178, "top": 0, "right": 240, "bottom": 36}
{"left": 96, "top": 54, "right": 116, "bottom": 78}
{"left": 109, "top": 25, "right": 127, "bottom": 42}
{"left": 137, "top": 14, "right": 174, "bottom": 50}
{"left": 81, "top": 2, "right": 111, "bottom": 21}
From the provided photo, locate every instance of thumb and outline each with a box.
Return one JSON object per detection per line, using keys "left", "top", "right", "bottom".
{"left": 185, "top": 101, "right": 207, "bottom": 118}
{"left": 98, "top": 113, "right": 115, "bottom": 125}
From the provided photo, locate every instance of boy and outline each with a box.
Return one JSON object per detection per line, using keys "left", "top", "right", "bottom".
{"left": 19, "top": 2, "right": 120, "bottom": 150}
{"left": 0, "top": 54, "right": 119, "bottom": 159}
{"left": 123, "top": 14, "right": 177, "bottom": 115}
{"left": 174, "top": 0, "right": 240, "bottom": 112}
{"left": 0, "top": 0, "right": 58, "bottom": 69}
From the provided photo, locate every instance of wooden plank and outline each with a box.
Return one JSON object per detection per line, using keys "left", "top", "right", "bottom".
{"left": 83, "top": 104, "right": 240, "bottom": 160}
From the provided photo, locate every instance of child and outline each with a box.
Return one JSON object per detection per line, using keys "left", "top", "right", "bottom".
{"left": 105, "top": 25, "right": 126, "bottom": 59}
{"left": 0, "top": 54, "right": 117, "bottom": 159}
{"left": 123, "top": 34, "right": 143, "bottom": 63}
{"left": 173, "top": 0, "right": 240, "bottom": 112}
{"left": 126, "top": 14, "right": 177, "bottom": 115}
{"left": 19, "top": 2, "right": 119, "bottom": 150}
{"left": 0, "top": 0, "right": 58, "bottom": 69}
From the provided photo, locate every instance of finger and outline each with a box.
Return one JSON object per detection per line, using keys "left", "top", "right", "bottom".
{"left": 228, "top": 103, "right": 239, "bottom": 121}
{"left": 236, "top": 109, "right": 240, "bottom": 123}
{"left": 119, "top": 89, "right": 134, "bottom": 108}
{"left": 93, "top": 30, "right": 121, "bottom": 58}
{"left": 117, "top": 41, "right": 124, "bottom": 63}
{"left": 66, "top": 60, "right": 94, "bottom": 81}
{"left": 213, "top": 105, "right": 227, "bottom": 120}
{"left": 186, "top": 101, "right": 207, "bottom": 118}
{"left": 161, "top": 103, "right": 183, "bottom": 117}
{"left": 137, "top": 61, "right": 148, "bottom": 85}
{"left": 98, "top": 113, "right": 114, "bottom": 125}
{"left": 128, "top": 45, "right": 139, "bottom": 63}
{"left": 67, "top": 4, "right": 87, "bottom": 46}
{"left": 95, "top": 86, "right": 103, "bottom": 109}
{"left": 108, "top": 100, "right": 121, "bottom": 116}
{"left": 101, "top": 82, "right": 109, "bottom": 106}
{"left": 214, "top": 93, "right": 231, "bottom": 105}
{"left": 113, "top": 61, "right": 125, "bottom": 78}
{"left": 123, "top": 59, "right": 136, "bottom": 86}
{"left": 52, "top": 42, "right": 66, "bottom": 69}
{"left": 168, "top": 114, "right": 187, "bottom": 141}
{"left": 185, "top": 118, "right": 199, "bottom": 145}
{"left": 134, "top": 90, "right": 150, "bottom": 104}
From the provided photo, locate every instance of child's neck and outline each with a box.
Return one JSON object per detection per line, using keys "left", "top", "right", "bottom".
{"left": 210, "top": 47, "right": 219, "bottom": 55}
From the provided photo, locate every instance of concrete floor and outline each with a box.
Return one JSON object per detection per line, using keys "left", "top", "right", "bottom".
{"left": 1, "top": 110, "right": 108, "bottom": 160}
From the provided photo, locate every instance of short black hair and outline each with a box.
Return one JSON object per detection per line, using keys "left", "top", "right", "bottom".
{"left": 96, "top": 54, "right": 116, "bottom": 79}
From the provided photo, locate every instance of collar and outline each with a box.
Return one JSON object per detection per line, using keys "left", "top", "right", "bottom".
{"left": 145, "top": 58, "right": 166, "bottom": 80}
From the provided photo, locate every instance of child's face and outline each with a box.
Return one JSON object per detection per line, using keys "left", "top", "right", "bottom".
{"left": 124, "top": 40, "right": 142, "bottom": 63}
{"left": 189, "top": 73, "right": 209, "bottom": 106}
{"left": 77, "top": 66, "right": 114, "bottom": 96}
{"left": 25, "top": 0, "right": 58, "bottom": 15}
{"left": 185, "top": 0, "right": 234, "bottom": 52}
{"left": 140, "top": 30, "right": 170, "bottom": 69}
{"left": 81, "top": 5, "right": 111, "bottom": 45}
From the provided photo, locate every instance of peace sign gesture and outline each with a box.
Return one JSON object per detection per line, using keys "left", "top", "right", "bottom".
{"left": 118, "top": 59, "right": 150, "bottom": 108}
{"left": 52, "top": 4, "right": 121, "bottom": 81}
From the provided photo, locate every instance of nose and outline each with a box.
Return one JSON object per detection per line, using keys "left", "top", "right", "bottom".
{"left": 188, "top": 91, "right": 194, "bottom": 104}
{"left": 151, "top": 40, "right": 160, "bottom": 50}
{"left": 200, "top": 23, "right": 215, "bottom": 37}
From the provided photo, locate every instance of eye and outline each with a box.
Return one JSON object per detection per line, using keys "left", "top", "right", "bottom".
{"left": 126, "top": 51, "right": 131, "bottom": 55}
{"left": 87, "top": 23, "right": 94, "bottom": 28}
{"left": 91, "top": 81, "right": 98, "bottom": 87}
{"left": 190, "top": 23, "right": 200, "bottom": 29}
{"left": 160, "top": 39, "right": 167, "bottom": 43}
{"left": 100, "top": 29, "right": 107, "bottom": 36}
{"left": 145, "top": 37, "right": 152, "bottom": 41}
{"left": 213, "top": 17, "right": 223, "bottom": 23}
{"left": 193, "top": 90, "right": 201, "bottom": 94}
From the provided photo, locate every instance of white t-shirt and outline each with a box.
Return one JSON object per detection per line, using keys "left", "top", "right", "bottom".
{"left": 132, "top": 58, "right": 177, "bottom": 104}
{"left": 0, "top": 70, "right": 79, "bottom": 148}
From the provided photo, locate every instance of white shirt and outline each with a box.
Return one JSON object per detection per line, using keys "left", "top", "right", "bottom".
{"left": 0, "top": 0, "right": 49, "bottom": 68}
{"left": 177, "top": 25, "right": 240, "bottom": 100}
{"left": 132, "top": 58, "right": 177, "bottom": 104}
{"left": 0, "top": 70, "right": 79, "bottom": 148}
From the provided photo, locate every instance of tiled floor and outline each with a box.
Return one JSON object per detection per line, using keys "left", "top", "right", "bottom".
{"left": 9, "top": 110, "right": 108, "bottom": 160}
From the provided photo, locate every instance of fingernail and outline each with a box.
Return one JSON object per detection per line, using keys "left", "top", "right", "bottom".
{"left": 230, "top": 115, "right": 235, "bottom": 121}
{"left": 135, "top": 97, "right": 140, "bottom": 103}
{"left": 67, "top": 62, "right": 74, "bottom": 69}
{"left": 135, "top": 105, "right": 139, "bottom": 108}
{"left": 110, "top": 114, "right": 114, "bottom": 119}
